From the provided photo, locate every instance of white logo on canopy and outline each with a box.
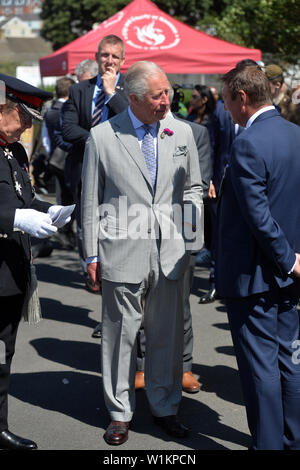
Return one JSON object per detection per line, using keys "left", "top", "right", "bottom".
{"left": 122, "top": 14, "right": 180, "bottom": 50}
{"left": 103, "top": 11, "right": 124, "bottom": 29}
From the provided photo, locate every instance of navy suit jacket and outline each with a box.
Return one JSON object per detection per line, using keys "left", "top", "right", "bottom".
{"left": 62, "top": 74, "right": 127, "bottom": 164}
{"left": 210, "top": 100, "right": 236, "bottom": 192}
{"left": 215, "top": 109, "right": 300, "bottom": 298}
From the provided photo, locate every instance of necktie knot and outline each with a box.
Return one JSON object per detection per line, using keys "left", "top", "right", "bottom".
{"left": 142, "top": 124, "right": 155, "bottom": 137}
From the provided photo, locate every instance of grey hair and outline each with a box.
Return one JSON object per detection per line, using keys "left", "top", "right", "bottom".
{"left": 124, "top": 61, "right": 166, "bottom": 100}
{"left": 74, "top": 59, "right": 98, "bottom": 79}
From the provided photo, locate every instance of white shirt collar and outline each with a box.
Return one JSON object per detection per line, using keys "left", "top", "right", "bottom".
{"left": 246, "top": 105, "right": 275, "bottom": 129}
{"left": 127, "top": 106, "right": 158, "bottom": 133}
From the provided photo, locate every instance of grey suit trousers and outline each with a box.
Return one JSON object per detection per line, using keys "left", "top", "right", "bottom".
{"left": 101, "top": 240, "right": 184, "bottom": 422}
{"left": 137, "top": 255, "right": 195, "bottom": 372}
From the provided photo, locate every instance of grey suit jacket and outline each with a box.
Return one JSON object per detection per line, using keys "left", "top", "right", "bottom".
{"left": 81, "top": 109, "right": 203, "bottom": 283}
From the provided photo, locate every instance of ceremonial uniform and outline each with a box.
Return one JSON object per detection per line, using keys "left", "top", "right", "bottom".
{"left": 0, "top": 72, "right": 71, "bottom": 450}
{"left": 0, "top": 141, "right": 51, "bottom": 433}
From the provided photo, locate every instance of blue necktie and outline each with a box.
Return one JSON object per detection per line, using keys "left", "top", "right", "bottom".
{"left": 141, "top": 125, "right": 157, "bottom": 188}
{"left": 91, "top": 90, "right": 106, "bottom": 127}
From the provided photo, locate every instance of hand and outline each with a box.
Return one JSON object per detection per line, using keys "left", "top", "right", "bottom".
{"left": 87, "top": 261, "right": 101, "bottom": 292}
{"left": 292, "top": 253, "right": 300, "bottom": 278}
{"left": 14, "top": 208, "right": 57, "bottom": 239}
{"left": 101, "top": 67, "right": 117, "bottom": 97}
{"left": 208, "top": 182, "right": 216, "bottom": 199}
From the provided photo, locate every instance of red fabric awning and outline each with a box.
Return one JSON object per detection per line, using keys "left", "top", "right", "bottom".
{"left": 40, "top": 0, "right": 261, "bottom": 77}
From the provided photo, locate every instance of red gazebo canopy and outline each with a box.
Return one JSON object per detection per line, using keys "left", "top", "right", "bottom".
{"left": 40, "top": 0, "right": 261, "bottom": 77}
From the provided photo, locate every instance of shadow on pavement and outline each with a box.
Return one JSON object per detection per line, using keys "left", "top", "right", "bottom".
{"left": 192, "top": 363, "right": 244, "bottom": 407}
{"left": 9, "top": 370, "right": 250, "bottom": 450}
{"left": 133, "top": 390, "right": 250, "bottom": 450}
{"left": 30, "top": 338, "right": 101, "bottom": 374}
{"left": 10, "top": 371, "right": 103, "bottom": 429}
{"left": 35, "top": 261, "right": 85, "bottom": 290}
{"left": 39, "top": 297, "right": 100, "bottom": 330}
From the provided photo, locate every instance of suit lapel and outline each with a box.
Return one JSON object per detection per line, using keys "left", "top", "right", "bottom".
{"left": 113, "top": 111, "right": 153, "bottom": 190}
{"left": 86, "top": 77, "right": 97, "bottom": 128}
{"left": 156, "top": 118, "right": 175, "bottom": 200}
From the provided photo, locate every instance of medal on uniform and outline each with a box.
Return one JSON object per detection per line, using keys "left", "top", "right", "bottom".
{"left": 13, "top": 171, "right": 22, "bottom": 196}
{"left": 4, "top": 148, "right": 13, "bottom": 159}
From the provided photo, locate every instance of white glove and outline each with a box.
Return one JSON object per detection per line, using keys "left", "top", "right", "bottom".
{"left": 14, "top": 208, "right": 57, "bottom": 239}
{"left": 48, "top": 205, "right": 73, "bottom": 229}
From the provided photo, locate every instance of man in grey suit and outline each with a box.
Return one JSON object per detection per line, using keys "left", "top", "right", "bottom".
{"left": 81, "top": 61, "right": 203, "bottom": 445}
{"left": 135, "top": 105, "right": 211, "bottom": 394}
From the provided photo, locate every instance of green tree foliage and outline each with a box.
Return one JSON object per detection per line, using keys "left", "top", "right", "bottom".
{"left": 40, "top": 0, "right": 130, "bottom": 50}
{"left": 203, "top": 0, "right": 300, "bottom": 63}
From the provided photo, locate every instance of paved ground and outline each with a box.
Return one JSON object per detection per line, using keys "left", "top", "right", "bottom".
{"left": 7, "top": 247, "right": 251, "bottom": 453}
{"left": 6, "top": 197, "right": 252, "bottom": 452}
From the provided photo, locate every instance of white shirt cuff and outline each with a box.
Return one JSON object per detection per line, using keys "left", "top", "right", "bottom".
{"left": 105, "top": 92, "right": 116, "bottom": 104}
{"left": 288, "top": 257, "right": 297, "bottom": 274}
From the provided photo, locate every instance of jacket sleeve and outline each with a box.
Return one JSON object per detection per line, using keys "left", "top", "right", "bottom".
{"left": 231, "top": 137, "right": 296, "bottom": 274}
{"left": 62, "top": 87, "right": 90, "bottom": 145}
{"left": 107, "top": 89, "right": 128, "bottom": 116}
{"left": 183, "top": 125, "right": 204, "bottom": 251}
{"left": 192, "top": 124, "right": 211, "bottom": 198}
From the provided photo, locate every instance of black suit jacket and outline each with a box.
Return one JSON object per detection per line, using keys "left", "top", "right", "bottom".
{"left": 62, "top": 74, "right": 128, "bottom": 164}
{"left": 44, "top": 100, "right": 64, "bottom": 155}
{"left": 0, "top": 143, "right": 50, "bottom": 296}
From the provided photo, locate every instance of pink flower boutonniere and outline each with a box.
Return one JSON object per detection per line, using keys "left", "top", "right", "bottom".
{"left": 161, "top": 128, "right": 174, "bottom": 139}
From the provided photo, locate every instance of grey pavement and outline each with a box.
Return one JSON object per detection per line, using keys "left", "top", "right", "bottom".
{"left": 8, "top": 218, "right": 251, "bottom": 451}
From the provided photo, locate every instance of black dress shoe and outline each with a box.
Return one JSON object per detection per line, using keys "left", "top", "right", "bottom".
{"left": 0, "top": 430, "right": 37, "bottom": 450}
{"left": 153, "top": 415, "right": 189, "bottom": 438}
{"left": 199, "top": 288, "right": 218, "bottom": 304}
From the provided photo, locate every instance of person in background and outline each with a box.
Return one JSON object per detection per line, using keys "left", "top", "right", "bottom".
{"left": 74, "top": 59, "right": 99, "bottom": 83}
{"left": 210, "top": 86, "right": 219, "bottom": 102}
{"left": 135, "top": 85, "right": 211, "bottom": 394}
{"left": 264, "top": 64, "right": 285, "bottom": 112}
{"left": 62, "top": 35, "right": 128, "bottom": 296}
{"left": 187, "top": 85, "right": 216, "bottom": 129}
{"left": 0, "top": 73, "right": 71, "bottom": 450}
{"left": 43, "top": 77, "right": 76, "bottom": 250}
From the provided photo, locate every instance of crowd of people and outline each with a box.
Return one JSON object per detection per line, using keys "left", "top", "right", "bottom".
{"left": 0, "top": 33, "right": 300, "bottom": 451}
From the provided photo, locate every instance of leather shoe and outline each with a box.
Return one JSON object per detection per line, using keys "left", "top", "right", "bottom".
{"left": 182, "top": 371, "right": 200, "bottom": 393}
{"left": 135, "top": 371, "right": 145, "bottom": 390}
{"left": 104, "top": 421, "right": 129, "bottom": 446}
{"left": 153, "top": 415, "right": 189, "bottom": 438}
{"left": 199, "top": 288, "right": 218, "bottom": 304}
{"left": 0, "top": 430, "right": 37, "bottom": 450}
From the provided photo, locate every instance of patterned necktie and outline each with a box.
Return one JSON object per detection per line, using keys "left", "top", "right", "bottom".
{"left": 91, "top": 90, "right": 106, "bottom": 127}
{"left": 141, "top": 124, "right": 157, "bottom": 188}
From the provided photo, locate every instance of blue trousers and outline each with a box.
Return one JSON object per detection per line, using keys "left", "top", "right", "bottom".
{"left": 226, "top": 284, "right": 300, "bottom": 450}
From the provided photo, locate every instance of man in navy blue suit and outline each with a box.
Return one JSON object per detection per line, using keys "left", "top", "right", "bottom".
{"left": 216, "top": 64, "right": 300, "bottom": 450}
